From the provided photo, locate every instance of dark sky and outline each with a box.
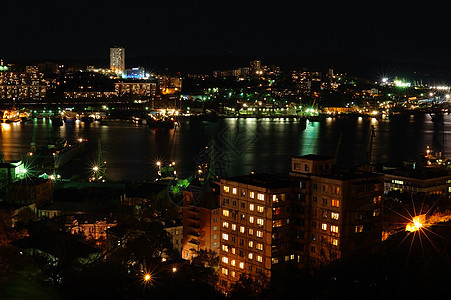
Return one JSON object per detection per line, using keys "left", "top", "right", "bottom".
{"left": 2, "top": 1, "right": 451, "bottom": 65}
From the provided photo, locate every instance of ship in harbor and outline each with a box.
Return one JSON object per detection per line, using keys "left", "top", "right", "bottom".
{"left": 53, "top": 138, "right": 87, "bottom": 170}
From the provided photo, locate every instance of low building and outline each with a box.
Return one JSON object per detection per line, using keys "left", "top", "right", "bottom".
{"left": 7, "top": 178, "right": 53, "bottom": 206}
{"left": 381, "top": 167, "right": 451, "bottom": 195}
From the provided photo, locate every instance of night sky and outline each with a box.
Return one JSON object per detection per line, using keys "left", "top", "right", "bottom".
{"left": 2, "top": 1, "right": 451, "bottom": 65}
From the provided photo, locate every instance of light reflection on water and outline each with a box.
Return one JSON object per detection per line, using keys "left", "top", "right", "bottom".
{"left": 0, "top": 114, "right": 445, "bottom": 181}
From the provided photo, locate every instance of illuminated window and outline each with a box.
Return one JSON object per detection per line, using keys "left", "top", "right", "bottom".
{"left": 224, "top": 186, "right": 230, "bottom": 193}
{"left": 231, "top": 259, "right": 236, "bottom": 266}
{"left": 222, "top": 233, "right": 229, "bottom": 240}
{"left": 250, "top": 192, "right": 255, "bottom": 199}
{"left": 239, "top": 262, "right": 244, "bottom": 269}
{"left": 256, "top": 231, "right": 263, "bottom": 238}
{"left": 240, "top": 226, "right": 245, "bottom": 233}
{"left": 321, "top": 223, "right": 328, "bottom": 230}
{"left": 373, "top": 196, "right": 381, "bottom": 204}
{"left": 257, "top": 206, "right": 264, "bottom": 213}
{"left": 249, "top": 216, "right": 254, "bottom": 223}
{"left": 232, "top": 187, "right": 237, "bottom": 195}
{"left": 257, "top": 193, "right": 265, "bottom": 201}
{"left": 256, "top": 243, "right": 263, "bottom": 250}
{"left": 222, "top": 257, "right": 228, "bottom": 264}
{"left": 231, "top": 247, "right": 236, "bottom": 254}
{"left": 232, "top": 271, "right": 236, "bottom": 277}
{"left": 272, "top": 195, "right": 278, "bottom": 202}
{"left": 222, "top": 245, "right": 229, "bottom": 252}
{"left": 222, "top": 221, "right": 229, "bottom": 228}
{"left": 331, "top": 212, "right": 339, "bottom": 220}
{"left": 257, "top": 255, "right": 263, "bottom": 262}
{"left": 231, "top": 224, "right": 236, "bottom": 231}
{"left": 331, "top": 225, "right": 339, "bottom": 233}
{"left": 221, "top": 268, "right": 228, "bottom": 275}
{"left": 249, "top": 241, "right": 254, "bottom": 247}
{"left": 355, "top": 225, "right": 363, "bottom": 233}
{"left": 249, "top": 204, "right": 255, "bottom": 211}
{"left": 331, "top": 199, "right": 340, "bottom": 207}
{"left": 249, "top": 228, "right": 254, "bottom": 235}
{"left": 333, "top": 186, "right": 341, "bottom": 194}
{"left": 248, "top": 253, "right": 253, "bottom": 259}
{"left": 373, "top": 208, "right": 380, "bottom": 217}
{"left": 331, "top": 238, "right": 339, "bottom": 246}
{"left": 257, "top": 218, "right": 264, "bottom": 226}
{"left": 223, "top": 209, "right": 229, "bottom": 217}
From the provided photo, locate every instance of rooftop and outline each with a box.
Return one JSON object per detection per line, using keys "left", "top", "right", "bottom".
{"left": 292, "top": 154, "right": 333, "bottom": 161}
{"left": 223, "top": 173, "right": 293, "bottom": 189}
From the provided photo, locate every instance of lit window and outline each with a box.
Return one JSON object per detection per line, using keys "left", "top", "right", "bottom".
{"left": 231, "top": 224, "right": 236, "bottom": 231}
{"left": 256, "top": 231, "right": 263, "bottom": 238}
{"left": 239, "top": 262, "right": 244, "bottom": 269}
{"left": 224, "top": 186, "right": 230, "bottom": 193}
{"left": 249, "top": 241, "right": 254, "bottom": 247}
{"left": 221, "top": 268, "right": 228, "bottom": 275}
{"left": 249, "top": 228, "right": 254, "bottom": 235}
{"left": 331, "top": 212, "right": 339, "bottom": 220}
{"left": 373, "top": 208, "right": 380, "bottom": 217}
{"left": 321, "top": 223, "right": 328, "bottom": 230}
{"left": 222, "top": 245, "right": 229, "bottom": 252}
{"left": 232, "top": 187, "right": 237, "bottom": 195}
{"left": 257, "top": 255, "right": 262, "bottom": 262}
{"left": 222, "top": 221, "right": 229, "bottom": 228}
{"left": 222, "top": 257, "right": 228, "bottom": 264}
{"left": 257, "top": 194, "right": 265, "bottom": 201}
{"left": 249, "top": 204, "right": 255, "bottom": 211}
{"left": 256, "top": 243, "right": 263, "bottom": 250}
{"left": 222, "top": 233, "right": 229, "bottom": 240}
{"left": 231, "top": 259, "right": 236, "bottom": 266}
{"left": 257, "top": 206, "right": 264, "bottom": 213}
{"left": 272, "top": 195, "right": 278, "bottom": 202}
{"left": 331, "top": 199, "right": 340, "bottom": 207}
{"left": 331, "top": 238, "right": 339, "bottom": 246}
{"left": 231, "top": 247, "right": 236, "bottom": 254}
{"left": 248, "top": 253, "right": 253, "bottom": 259}
{"left": 257, "top": 218, "right": 264, "bottom": 226}
{"left": 273, "top": 220, "right": 282, "bottom": 227}
{"left": 223, "top": 209, "right": 229, "bottom": 217}
{"left": 240, "top": 226, "right": 245, "bottom": 233}
{"left": 250, "top": 192, "right": 255, "bottom": 198}
{"left": 232, "top": 271, "right": 236, "bottom": 277}
{"left": 249, "top": 216, "right": 254, "bottom": 223}
{"left": 331, "top": 225, "right": 339, "bottom": 233}
{"left": 355, "top": 225, "right": 363, "bottom": 233}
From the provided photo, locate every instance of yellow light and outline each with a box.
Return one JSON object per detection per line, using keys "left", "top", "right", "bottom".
{"left": 93, "top": 166, "right": 99, "bottom": 172}
{"left": 156, "top": 161, "right": 161, "bottom": 166}
{"left": 406, "top": 215, "right": 425, "bottom": 232}
{"left": 144, "top": 274, "right": 151, "bottom": 281}
{"left": 172, "top": 267, "right": 177, "bottom": 273}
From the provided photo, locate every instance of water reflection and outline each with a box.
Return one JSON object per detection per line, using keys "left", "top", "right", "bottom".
{"left": 0, "top": 114, "right": 447, "bottom": 181}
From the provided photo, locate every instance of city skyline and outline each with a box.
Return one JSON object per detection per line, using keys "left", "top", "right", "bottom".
{"left": 2, "top": 1, "right": 451, "bottom": 66}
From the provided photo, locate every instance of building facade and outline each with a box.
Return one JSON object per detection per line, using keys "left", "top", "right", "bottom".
{"left": 110, "top": 47, "right": 125, "bottom": 75}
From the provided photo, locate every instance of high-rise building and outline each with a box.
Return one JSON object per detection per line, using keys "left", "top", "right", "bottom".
{"left": 289, "top": 155, "right": 384, "bottom": 267}
{"left": 182, "top": 180, "right": 220, "bottom": 260}
{"left": 218, "top": 174, "right": 297, "bottom": 290}
{"left": 110, "top": 47, "right": 125, "bottom": 75}
{"left": 218, "top": 155, "right": 384, "bottom": 292}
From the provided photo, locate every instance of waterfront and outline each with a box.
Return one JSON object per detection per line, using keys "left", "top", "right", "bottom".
{"left": 0, "top": 113, "right": 447, "bottom": 181}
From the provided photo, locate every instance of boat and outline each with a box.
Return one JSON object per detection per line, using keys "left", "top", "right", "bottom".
{"left": 54, "top": 139, "right": 87, "bottom": 169}
{"left": 2, "top": 109, "right": 20, "bottom": 123}
{"left": 146, "top": 113, "right": 175, "bottom": 129}
{"left": 50, "top": 115, "right": 63, "bottom": 127}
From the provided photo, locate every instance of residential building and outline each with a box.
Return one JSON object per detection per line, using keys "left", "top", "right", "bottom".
{"left": 182, "top": 180, "right": 220, "bottom": 260}
{"left": 218, "top": 174, "right": 297, "bottom": 290}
